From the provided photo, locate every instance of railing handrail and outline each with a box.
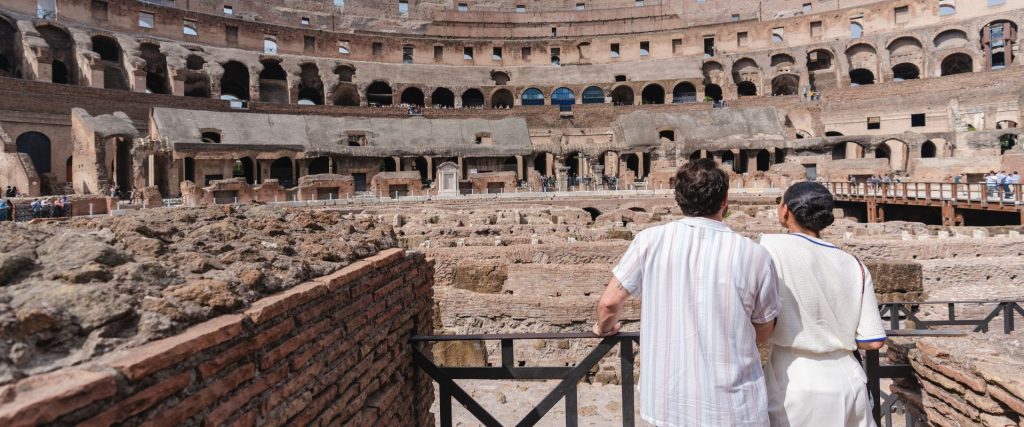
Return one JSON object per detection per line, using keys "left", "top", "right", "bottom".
{"left": 410, "top": 329, "right": 962, "bottom": 342}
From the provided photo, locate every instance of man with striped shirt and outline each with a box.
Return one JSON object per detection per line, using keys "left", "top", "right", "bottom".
{"left": 594, "top": 159, "right": 780, "bottom": 426}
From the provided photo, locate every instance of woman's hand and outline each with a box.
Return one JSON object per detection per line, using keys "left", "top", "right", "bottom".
{"left": 592, "top": 322, "right": 621, "bottom": 337}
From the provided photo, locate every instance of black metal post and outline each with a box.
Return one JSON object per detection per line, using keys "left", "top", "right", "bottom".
{"left": 565, "top": 384, "right": 578, "bottom": 427}
{"left": 620, "top": 337, "right": 636, "bottom": 427}
{"left": 502, "top": 339, "right": 514, "bottom": 368}
{"left": 440, "top": 384, "right": 453, "bottom": 427}
{"left": 1004, "top": 303, "right": 1015, "bottom": 333}
{"left": 866, "top": 349, "right": 882, "bottom": 425}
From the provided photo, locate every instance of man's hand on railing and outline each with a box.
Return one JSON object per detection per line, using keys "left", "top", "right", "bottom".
{"left": 592, "top": 321, "right": 621, "bottom": 337}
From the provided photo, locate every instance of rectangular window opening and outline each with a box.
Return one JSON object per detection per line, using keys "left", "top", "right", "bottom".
{"left": 184, "top": 19, "right": 199, "bottom": 37}
{"left": 516, "top": 5, "right": 525, "bottom": 12}
{"left": 139, "top": 11, "right": 155, "bottom": 29}
{"left": 521, "top": 46, "right": 532, "bottom": 60}
{"left": 339, "top": 40, "right": 351, "bottom": 55}
{"left": 464, "top": 46, "right": 474, "bottom": 60}
{"left": 911, "top": 113, "right": 926, "bottom": 127}
{"left": 731, "top": 14, "right": 740, "bottom": 21}
{"left": 737, "top": 32, "right": 748, "bottom": 47}
{"left": 304, "top": 36, "right": 316, "bottom": 52}
{"left": 492, "top": 47, "right": 503, "bottom": 61}
{"left": 672, "top": 38, "right": 682, "bottom": 54}
{"left": 802, "top": 3, "right": 811, "bottom": 13}
{"left": 399, "top": 0, "right": 409, "bottom": 15}
{"left": 894, "top": 6, "right": 909, "bottom": 24}
{"left": 433, "top": 45, "right": 443, "bottom": 60}
{"left": 458, "top": 3, "right": 468, "bottom": 12}
{"left": 810, "top": 21, "right": 822, "bottom": 37}
{"left": 91, "top": 0, "right": 108, "bottom": 21}
{"left": 640, "top": 41, "right": 650, "bottom": 56}
{"left": 402, "top": 45, "right": 414, "bottom": 63}
{"left": 576, "top": 2, "right": 585, "bottom": 10}
{"left": 610, "top": 43, "right": 620, "bottom": 58}
{"left": 703, "top": 36, "right": 715, "bottom": 57}
{"left": 867, "top": 117, "right": 881, "bottom": 130}
{"left": 772, "top": 27, "right": 785, "bottom": 43}
{"left": 301, "top": 17, "right": 310, "bottom": 25}
{"left": 223, "top": 5, "right": 233, "bottom": 14}
{"left": 372, "top": 42, "right": 383, "bottom": 56}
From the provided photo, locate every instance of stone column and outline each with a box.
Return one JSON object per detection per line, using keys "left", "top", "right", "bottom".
{"left": 426, "top": 157, "right": 434, "bottom": 181}
{"left": 392, "top": 156, "right": 401, "bottom": 171}
{"left": 457, "top": 157, "right": 464, "bottom": 179}
{"left": 515, "top": 155, "right": 523, "bottom": 180}
{"left": 637, "top": 151, "right": 645, "bottom": 179}
{"left": 556, "top": 165, "right": 570, "bottom": 191}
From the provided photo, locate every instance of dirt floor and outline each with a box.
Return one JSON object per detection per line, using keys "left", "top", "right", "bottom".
{"left": 0, "top": 205, "right": 395, "bottom": 384}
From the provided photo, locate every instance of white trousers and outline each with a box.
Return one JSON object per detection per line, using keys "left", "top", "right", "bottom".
{"left": 766, "top": 346, "right": 876, "bottom": 427}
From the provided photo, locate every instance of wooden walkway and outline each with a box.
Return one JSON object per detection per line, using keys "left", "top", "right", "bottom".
{"left": 825, "top": 182, "right": 1024, "bottom": 225}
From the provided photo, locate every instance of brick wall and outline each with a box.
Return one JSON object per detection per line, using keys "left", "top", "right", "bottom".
{"left": 0, "top": 248, "right": 436, "bottom": 427}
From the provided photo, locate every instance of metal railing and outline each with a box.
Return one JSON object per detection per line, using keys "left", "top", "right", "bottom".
{"left": 411, "top": 329, "right": 966, "bottom": 427}
{"left": 880, "top": 300, "right": 1024, "bottom": 334}
{"left": 826, "top": 181, "right": 1024, "bottom": 206}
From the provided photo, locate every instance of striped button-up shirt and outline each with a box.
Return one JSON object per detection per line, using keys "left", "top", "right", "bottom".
{"left": 613, "top": 217, "right": 780, "bottom": 427}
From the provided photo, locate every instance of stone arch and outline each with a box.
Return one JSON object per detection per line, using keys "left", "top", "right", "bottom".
{"left": 431, "top": 87, "right": 455, "bottom": 108}
{"left": 807, "top": 49, "right": 837, "bottom": 89}
{"left": 731, "top": 58, "right": 761, "bottom": 86}
{"left": 139, "top": 42, "right": 170, "bottom": 94}
{"left": 307, "top": 156, "right": 331, "bottom": 175}
{"left": 16, "top": 131, "right": 51, "bottom": 174}
{"left": 491, "top": 88, "right": 514, "bottom": 108}
{"left": 755, "top": 149, "right": 770, "bottom": 171}
{"left": 234, "top": 157, "right": 256, "bottom": 184}
{"left": 220, "top": 61, "right": 250, "bottom": 100}
{"left": 461, "top": 88, "right": 485, "bottom": 108}
{"left": 490, "top": 70, "right": 510, "bottom": 85}
{"left": 582, "top": 86, "right": 605, "bottom": 104}
{"left": 332, "top": 83, "right": 359, "bottom": 106}
{"left": 270, "top": 157, "right": 295, "bottom": 187}
{"left": 770, "top": 53, "right": 796, "bottom": 74}
{"left": 845, "top": 43, "right": 878, "bottom": 84}
{"left": 296, "top": 63, "right": 324, "bottom": 105}
{"left": 702, "top": 60, "right": 727, "bottom": 87}
{"left": 640, "top": 83, "right": 665, "bottom": 104}
{"left": 887, "top": 36, "right": 924, "bottom": 80}
{"left": 183, "top": 55, "right": 210, "bottom": 97}
{"left": 940, "top": 52, "right": 973, "bottom": 76}
{"left": 36, "top": 24, "right": 78, "bottom": 85}
{"left": 334, "top": 64, "right": 355, "bottom": 82}
{"left": 704, "top": 84, "right": 723, "bottom": 101}
{"left": 521, "top": 87, "right": 545, "bottom": 106}
{"left": 400, "top": 86, "right": 425, "bottom": 106}
{"left": 771, "top": 74, "right": 799, "bottom": 96}
{"left": 672, "top": 82, "right": 697, "bottom": 103}
{"left": 91, "top": 35, "right": 129, "bottom": 90}
{"left": 366, "top": 80, "right": 393, "bottom": 106}
{"left": 737, "top": 81, "right": 757, "bottom": 97}
{"left": 921, "top": 140, "right": 937, "bottom": 158}
{"left": 611, "top": 85, "right": 634, "bottom": 106}
{"left": 551, "top": 87, "right": 575, "bottom": 106}
{"left": 933, "top": 28, "right": 969, "bottom": 50}
{"left": 877, "top": 139, "right": 909, "bottom": 170}
{"left": 258, "top": 60, "right": 288, "bottom": 103}
{"left": 981, "top": 20, "right": 1018, "bottom": 69}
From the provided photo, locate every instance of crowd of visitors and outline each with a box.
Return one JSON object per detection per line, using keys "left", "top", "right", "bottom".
{"left": 28, "top": 196, "right": 71, "bottom": 219}
{"left": 983, "top": 170, "right": 1020, "bottom": 197}
{"left": 594, "top": 160, "right": 885, "bottom": 426}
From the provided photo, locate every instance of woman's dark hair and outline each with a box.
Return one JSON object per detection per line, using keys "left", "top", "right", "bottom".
{"left": 674, "top": 159, "right": 729, "bottom": 217}
{"left": 783, "top": 181, "right": 836, "bottom": 232}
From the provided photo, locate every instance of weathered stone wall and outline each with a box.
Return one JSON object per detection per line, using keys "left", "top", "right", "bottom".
{"left": 891, "top": 334, "right": 1024, "bottom": 427}
{"left": 0, "top": 249, "right": 436, "bottom": 427}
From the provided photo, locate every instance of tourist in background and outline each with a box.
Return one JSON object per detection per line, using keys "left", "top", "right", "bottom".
{"left": 0, "top": 197, "right": 9, "bottom": 221}
{"left": 760, "top": 182, "right": 887, "bottom": 427}
{"left": 593, "top": 159, "right": 779, "bottom": 426}
{"left": 986, "top": 171, "right": 998, "bottom": 197}
{"left": 1009, "top": 172, "right": 1020, "bottom": 198}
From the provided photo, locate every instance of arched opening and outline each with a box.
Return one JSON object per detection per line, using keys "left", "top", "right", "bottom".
{"left": 110, "top": 137, "right": 132, "bottom": 194}
{"left": 186, "top": 54, "right": 205, "bottom": 70}
{"left": 775, "top": 148, "right": 786, "bottom": 163}
{"left": 875, "top": 145, "right": 890, "bottom": 159}
{"left": 415, "top": 157, "right": 429, "bottom": 182}
{"left": 582, "top": 86, "right": 604, "bottom": 104}
{"left": 934, "top": 29, "right": 969, "bottom": 50}
{"left": 461, "top": 89, "right": 485, "bottom": 108}
{"left": 139, "top": 43, "right": 170, "bottom": 94}
{"left": 490, "top": 71, "right": 510, "bottom": 85}
{"left": 220, "top": 61, "right": 250, "bottom": 100}
{"left": 400, "top": 87, "right": 425, "bottom": 106}
{"left": 721, "top": 151, "right": 735, "bottom": 170}
{"left": 849, "top": 68, "right": 875, "bottom": 86}
{"left": 16, "top": 131, "right": 51, "bottom": 174}
{"left": 332, "top": 83, "right": 359, "bottom": 106}
{"left": 366, "top": 81, "right": 393, "bottom": 106}
{"left": 91, "top": 35, "right": 128, "bottom": 90}
{"left": 37, "top": 25, "right": 78, "bottom": 85}
{"left": 259, "top": 60, "right": 288, "bottom": 103}
{"left": 704, "top": 84, "right": 723, "bottom": 101}
{"left": 807, "top": 49, "right": 834, "bottom": 71}
{"left": 1000, "top": 134, "right": 1017, "bottom": 154}
{"left": 491, "top": 89, "right": 514, "bottom": 108}
{"left": 921, "top": 141, "right": 937, "bottom": 158}
{"left": 270, "top": 157, "right": 295, "bottom": 187}
{"left": 755, "top": 150, "right": 770, "bottom": 171}
{"left": 0, "top": 18, "right": 19, "bottom": 78}
{"left": 380, "top": 157, "right": 397, "bottom": 172}
{"left": 582, "top": 207, "right": 601, "bottom": 221}
{"left": 771, "top": 74, "right": 799, "bottom": 96}
{"left": 533, "top": 153, "right": 548, "bottom": 176}
{"left": 832, "top": 144, "right": 846, "bottom": 160}
{"left": 825, "top": 131, "right": 844, "bottom": 136}
{"left": 892, "top": 63, "right": 920, "bottom": 80}
{"left": 611, "top": 86, "right": 634, "bottom": 106}
{"left": 551, "top": 87, "right": 575, "bottom": 107}
{"left": 233, "top": 157, "right": 255, "bottom": 184}
{"left": 659, "top": 130, "right": 675, "bottom": 142}
{"left": 565, "top": 152, "right": 580, "bottom": 178}
{"left": 431, "top": 87, "right": 455, "bottom": 108}
{"left": 307, "top": 156, "right": 331, "bottom": 175}
{"left": 641, "top": 84, "right": 665, "bottom": 104}
{"left": 201, "top": 131, "right": 221, "bottom": 143}
{"left": 521, "top": 88, "right": 545, "bottom": 106}
{"left": 672, "top": 82, "right": 697, "bottom": 103}
{"left": 296, "top": 63, "right": 324, "bottom": 105}
{"left": 982, "top": 21, "right": 1017, "bottom": 70}
{"left": 51, "top": 61, "right": 70, "bottom": 84}
{"left": 737, "top": 81, "right": 757, "bottom": 97}
{"left": 65, "top": 156, "right": 73, "bottom": 182}
{"left": 502, "top": 157, "right": 518, "bottom": 175}
{"left": 184, "top": 157, "right": 195, "bottom": 183}
{"left": 941, "top": 53, "right": 973, "bottom": 76}
{"left": 183, "top": 55, "right": 210, "bottom": 98}
{"left": 997, "top": 120, "right": 1018, "bottom": 129}
{"left": 334, "top": 65, "right": 355, "bottom": 82}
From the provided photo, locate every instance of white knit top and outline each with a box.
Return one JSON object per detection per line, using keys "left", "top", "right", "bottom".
{"left": 759, "top": 233, "right": 887, "bottom": 353}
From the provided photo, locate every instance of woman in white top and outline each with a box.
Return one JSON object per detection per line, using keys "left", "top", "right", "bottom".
{"left": 759, "top": 182, "right": 887, "bottom": 427}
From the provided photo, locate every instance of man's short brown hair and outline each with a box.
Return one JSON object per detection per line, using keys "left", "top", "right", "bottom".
{"left": 674, "top": 159, "right": 729, "bottom": 217}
